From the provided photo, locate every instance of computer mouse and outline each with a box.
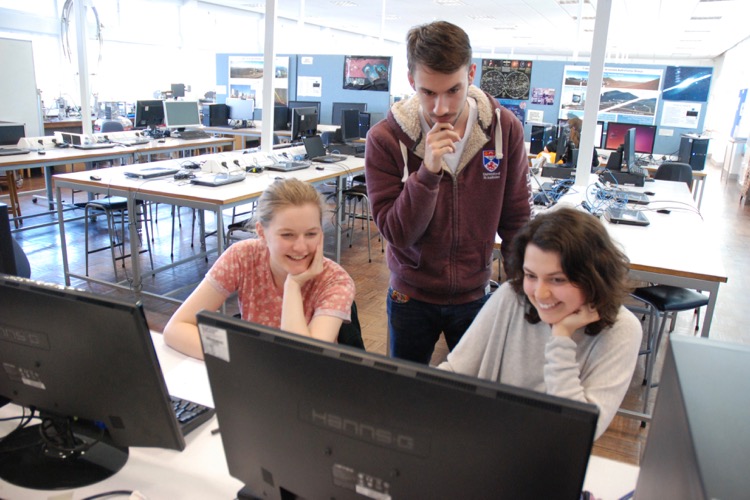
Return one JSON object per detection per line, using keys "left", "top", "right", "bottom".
{"left": 644, "top": 191, "right": 656, "bottom": 196}
{"left": 37, "top": 150, "right": 46, "bottom": 155}
{"left": 90, "top": 175, "right": 101, "bottom": 181}
{"left": 315, "top": 166, "right": 325, "bottom": 171}
{"left": 158, "top": 139, "right": 166, "bottom": 143}
{"left": 274, "top": 176, "right": 283, "bottom": 180}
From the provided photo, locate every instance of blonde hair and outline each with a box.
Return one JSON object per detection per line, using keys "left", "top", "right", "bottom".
{"left": 256, "top": 178, "right": 324, "bottom": 228}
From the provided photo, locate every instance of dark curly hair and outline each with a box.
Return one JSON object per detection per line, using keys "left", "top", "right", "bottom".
{"left": 506, "top": 207, "right": 632, "bottom": 335}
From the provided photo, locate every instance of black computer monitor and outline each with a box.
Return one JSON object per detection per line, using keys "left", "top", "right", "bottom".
{"left": 290, "top": 106, "right": 318, "bottom": 142}
{"left": 358, "top": 111, "right": 371, "bottom": 138}
{"left": 340, "top": 108, "right": 361, "bottom": 142}
{"left": 273, "top": 105, "right": 289, "bottom": 131}
{"left": 0, "top": 122, "right": 25, "bottom": 146}
{"left": 0, "top": 276, "right": 193, "bottom": 490}
{"left": 197, "top": 312, "right": 599, "bottom": 500}
{"left": 288, "top": 100, "right": 321, "bottom": 120}
{"left": 623, "top": 127, "right": 636, "bottom": 172}
{"left": 163, "top": 100, "right": 201, "bottom": 130}
{"left": 604, "top": 122, "right": 657, "bottom": 154}
{"left": 556, "top": 132, "right": 570, "bottom": 163}
{"left": 170, "top": 83, "right": 186, "bottom": 98}
{"left": 134, "top": 99, "right": 165, "bottom": 129}
{"left": 331, "top": 102, "right": 367, "bottom": 126}
{"left": 226, "top": 97, "right": 255, "bottom": 127}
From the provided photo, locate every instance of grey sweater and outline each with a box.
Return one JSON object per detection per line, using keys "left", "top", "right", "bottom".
{"left": 439, "top": 283, "right": 642, "bottom": 439}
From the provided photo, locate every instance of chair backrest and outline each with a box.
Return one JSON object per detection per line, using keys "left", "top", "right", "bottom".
{"left": 655, "top": 162, "right": 693, "bottom": 188}
{"left": 231, "top": 301, "right": 365, "bottom": 350}
{"left": 100, "top": 120, "right": 125, "bottom": 133}
{"left": 337, "top": 301, "right": 365, "bottom": 349}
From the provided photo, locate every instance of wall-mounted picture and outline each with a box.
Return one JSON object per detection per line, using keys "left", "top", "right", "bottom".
{"left": 481, "top": 59, "right": 533, "bottom": 100}
{"left": 228, "top": 56, "right": 289, "bottom": 109}
{"left": 662, "top": 66, "right": 713, "bottom": 102}
{"left": 343, "top": 56, "right": 391, "bottom": 92}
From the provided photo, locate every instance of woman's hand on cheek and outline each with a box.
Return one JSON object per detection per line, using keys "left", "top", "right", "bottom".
{"left": 551, "top": 304, "right": 600, "bottom": 338}
{"left": 286, "top": 237, "right": 324, "bottom": 287}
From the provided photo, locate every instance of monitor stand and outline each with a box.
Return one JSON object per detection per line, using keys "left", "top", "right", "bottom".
{"left": 0, "top": 415, "right": 129, "bottom": 490}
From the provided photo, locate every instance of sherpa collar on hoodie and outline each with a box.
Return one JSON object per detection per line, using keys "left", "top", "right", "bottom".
{"left": 389, "top": 85, "right": 504, "bottom": 177}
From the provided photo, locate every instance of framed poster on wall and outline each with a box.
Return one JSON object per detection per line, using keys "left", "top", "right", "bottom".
{"left": 343, "top": 56, "right": 391, "bottom": 91}
{"left": 480, "top": 59, "right": 533, "bottom": 100}
{"left": 228, "top": 56, "right": 289, "bottom": 108}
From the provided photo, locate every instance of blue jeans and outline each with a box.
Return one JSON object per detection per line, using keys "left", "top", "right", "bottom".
{"left": 387, "top": 288, "right": 490, "bottom": 364}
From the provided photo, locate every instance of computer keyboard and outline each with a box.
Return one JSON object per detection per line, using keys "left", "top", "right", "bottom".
{"left": 170, "top": 395, "right": 215, "bottom": 435}
{"left": 175, "top": 130, "right": 212, "bottom": 140}
{"left": 0, "top": 147, "right": 30, "bottom": 156}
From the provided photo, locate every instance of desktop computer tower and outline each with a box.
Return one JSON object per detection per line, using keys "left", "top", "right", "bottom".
{"left": 201, "top": 104, "right": 229, "bottom": 127}
{"left": 678, "top": 135, "right": 709, "bottom": 171}
{"left": 529, "top": 124, "right": 555, "bottom": 155}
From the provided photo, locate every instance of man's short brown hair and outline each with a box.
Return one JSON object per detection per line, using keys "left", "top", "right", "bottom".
{"left": 406, "top": 21, "right": 472, "bottom": 75}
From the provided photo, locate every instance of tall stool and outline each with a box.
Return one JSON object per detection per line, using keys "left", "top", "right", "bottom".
{"left": 84, "top": 197, "right": 153, "bottom": 280}
{"left": 341, "top": 183, "right": 384, "bottom": 263}
{"left": 628, "top": 284, "right": 709, "bottom": 426}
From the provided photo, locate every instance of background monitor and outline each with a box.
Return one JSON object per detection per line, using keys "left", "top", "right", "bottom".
{"left": 340, "top": 108, "right": 361, "bottom": 142}
{"left": 288, "top": 101, "right": 321, "bottom": 121}
{"left": 272, "top": 105, "right": 289, "bottom": 131}
{"left": 226, "top": 97, "right": 255, "bottom": 126}
{"left": 358, "top": 111, "right": 372, "bottom": 138}
{"left": 331, "top": 102, "right": 367, "bottom": 126}
{"left": 163, "top": 100, "right": 201, "bottom": 129}
{"left": 290, "top": 106, "right": 318, "bottom": 142}
{"left": 0, "top": 122, "right": 25, "bottom": 146}
{"left": 134, "top": 99, "right": 165, "bottom": 129}
{"left": 0, "top": 276, "right": 191, "bottom": 490}
{"left": 604, "top": 122, "right": 657, "bottom": 154}
{"left": 198, "top": 312, "right": 598, "bottom": 500}
{"left": 623, "top": 127, "right": 636, "bottom": 172}
{"left": 170, "top": 83, "right": 186, "bottom": 98}
{"left": 595, "top": 120, "right": 605, "bottom": 148}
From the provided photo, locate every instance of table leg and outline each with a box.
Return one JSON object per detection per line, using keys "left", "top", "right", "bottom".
{"left": 56, "top": 185, "right": 71, "bottom": 286}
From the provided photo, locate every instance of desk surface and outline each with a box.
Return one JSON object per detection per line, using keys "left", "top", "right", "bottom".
{"left": 0, "top": 331, "right": 640, "bottom": 499}
{"left": 548, "top": 178, "right": 726, "bottom": 285}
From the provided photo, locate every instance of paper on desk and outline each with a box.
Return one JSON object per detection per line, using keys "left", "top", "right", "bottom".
{"left": 163, "top": 358, "right": 214, "bottom": 408}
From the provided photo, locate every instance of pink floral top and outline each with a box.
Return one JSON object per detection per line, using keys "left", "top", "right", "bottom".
{"left": 206, "top": 239, "right": 355, "bottom": 327}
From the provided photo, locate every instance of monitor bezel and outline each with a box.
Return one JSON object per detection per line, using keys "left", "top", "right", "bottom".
{"left": 290, "top": 106, "right": 318, "bottom": 142}
{"left": 162, "top": 100, "right": 202, "bottom": 129}
{"left": 134, "top": 99, "right": 165, "bottom": 129}
{"left": 331, "top": 102, "right": 367, "bottom": 126}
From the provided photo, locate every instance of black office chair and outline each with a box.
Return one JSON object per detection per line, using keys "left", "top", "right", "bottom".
{"left": 341, "top": 176, "right": 384, "bottom": 263}
{"left": 654, "top": 162, "right": 693, "bottom": 189}
{"left": 231, "top": 301, "right": 364, "bottom": 350}
{"left": 100, "top": 120, "right": 125, "bottom": 133}
{"left": 337, "top": 301, "right": 365, "bottom": 349}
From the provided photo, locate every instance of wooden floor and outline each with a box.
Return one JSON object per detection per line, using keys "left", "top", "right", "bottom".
{"left": 4, "top": 159, "right": 749, "bottom": 466}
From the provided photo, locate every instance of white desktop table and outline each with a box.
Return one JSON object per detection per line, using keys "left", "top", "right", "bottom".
{"left": 205, "top": 122, "right": 340, "bottom": 149}
{"left": 53, "top": 154, "right": 364, "bottom": 301}
{"left": 0, "top": 332, "right": 640, "bottom": 499}
{"left": 548, "top": 177, "right": 727, "bottom": 337}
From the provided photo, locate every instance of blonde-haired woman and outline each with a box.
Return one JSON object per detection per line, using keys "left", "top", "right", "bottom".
{"left": 164, "top": 178, "right": 355, "bottom": 359}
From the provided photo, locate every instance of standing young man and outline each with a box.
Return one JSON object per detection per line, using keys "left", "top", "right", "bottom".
{"left": 365, "top": 20, "right": 532, "bottom": 364}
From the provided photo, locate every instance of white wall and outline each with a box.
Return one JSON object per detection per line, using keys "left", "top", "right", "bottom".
{"left": 702, "top": 37, "right": 750, "bottom": 163}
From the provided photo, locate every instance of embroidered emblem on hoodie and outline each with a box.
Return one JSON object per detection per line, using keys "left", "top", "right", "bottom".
{"left": 483, "top": 150, "right": 500, "bottom": 172}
